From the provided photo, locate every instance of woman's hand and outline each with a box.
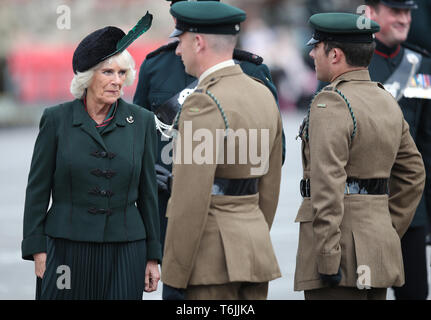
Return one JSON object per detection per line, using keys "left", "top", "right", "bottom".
{"left": 144, "top": 260, "right": 160, "bottom": 292}
{"left": 33, "top": 252, "right": 47, "bottom": 279}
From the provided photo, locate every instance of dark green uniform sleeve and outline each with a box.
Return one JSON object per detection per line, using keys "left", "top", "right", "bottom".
{"left": 22, "top": 109, "right": 57, "bottom": 260}
{"left": 247, "top": 63, "right": 286, "bottom": 165}
{"left": 250, "top": 63, "right": 279, "bottom": 103}
{"left": 133, "top": 59, "right": 150, "bottom": 110}
{"left": 137, "top": 114, "right": 162, "bottom": 263}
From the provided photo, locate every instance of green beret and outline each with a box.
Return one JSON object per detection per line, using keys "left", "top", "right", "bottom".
{"left": 169, "top": 1, "right": 246, "bottom": 38}
{"left": 307, "top": 13, "right": 380, "bottom": 46}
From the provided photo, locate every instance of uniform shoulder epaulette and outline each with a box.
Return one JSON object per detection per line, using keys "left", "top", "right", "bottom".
{"left": 172, "top": 88, "right": 229, "bottom": 136}
{"left": 248, "top": 76, "right": 265, "bottom": 85}
{"left": 233, "top": 48, "right": 263, "bottom": 65}
{"left": 309, "top": 82, "right": 356, "bottom": 141}
{"left": 376, "top": 82, "right": 386, "bottom": 90}
{"left": 402, "top": 42, "right": 431, "bottom": 58}
{"left": 321, "top": 78, "right": 346, "bottom": 92}
{"left": 146, "top": 41, "right": 179, "bottom": 59}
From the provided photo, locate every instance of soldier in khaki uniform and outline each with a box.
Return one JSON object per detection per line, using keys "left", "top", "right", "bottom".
{"left": 295, "top": 13, "right": 425, "bottom": 300}
{"left": 160, "top": 1, "right": 283, "bottom": 300}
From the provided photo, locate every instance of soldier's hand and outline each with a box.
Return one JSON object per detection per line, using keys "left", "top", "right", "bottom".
{"left": 319, "top": 267, "right": 342, "bottom": 287}
{"left": 155, "top": 164, "right": 172, "bottom": 194}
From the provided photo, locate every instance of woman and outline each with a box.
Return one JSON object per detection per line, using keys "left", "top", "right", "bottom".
{"left": 21, "top": 13, "right": 162, "bottom": 300}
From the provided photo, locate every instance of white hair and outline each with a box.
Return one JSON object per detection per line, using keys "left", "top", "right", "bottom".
{"left": 70, "top": 49, "right": 136, "bottom": 99}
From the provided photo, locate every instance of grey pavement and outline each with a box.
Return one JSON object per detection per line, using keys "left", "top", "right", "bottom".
{"left": 0, "top": 110, "right": 429, "bottom": 300}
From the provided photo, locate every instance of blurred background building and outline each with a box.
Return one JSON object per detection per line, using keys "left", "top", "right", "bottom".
{"left": 0, "top": 0, "right": 363, "bottom": 124}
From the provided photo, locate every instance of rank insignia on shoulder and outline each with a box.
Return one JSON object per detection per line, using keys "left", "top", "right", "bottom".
{"left": 317, "top": 103, "right": 326, "bottom": 108}
{"left": 324, "top": 87, "right": 333, "bottom": 91}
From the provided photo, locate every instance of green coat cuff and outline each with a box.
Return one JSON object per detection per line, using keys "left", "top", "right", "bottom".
{"left": 146, "top": 239, "right": 162, "bottom": 264}
{"left": 21, "top": 234, "right": 47, "bottom": 261}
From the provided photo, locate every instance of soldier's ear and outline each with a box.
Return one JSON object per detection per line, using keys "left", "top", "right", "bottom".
{"left": 194, "top": 34, "right": 205, "bottom": 53}
{"left": 331, "top": 48, "right": 344, "bottom": 65}
{"left": 365, "top": 4, "right": 379, "bottom": 20}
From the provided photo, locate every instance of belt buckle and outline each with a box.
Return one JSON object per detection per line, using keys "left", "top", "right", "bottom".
{"left": 300, "top": 179, "right": 310, "bottom": 198}
{"left": 300, "top": 179, "right": 305, "bottom": 197}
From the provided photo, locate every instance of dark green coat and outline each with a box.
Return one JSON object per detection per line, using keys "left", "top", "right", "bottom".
{"left": 21, "top": 98, "right": 162, "bottom": 262}
{"left": 369, "top": 39, "right": 431, "bottom": 228}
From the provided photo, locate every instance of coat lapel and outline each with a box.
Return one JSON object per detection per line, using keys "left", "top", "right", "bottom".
{"left": 102, "top": 98, "right": 128, "bottom": 136}
{"left": 72, "top": 99, "right": 108, "bottom": 151}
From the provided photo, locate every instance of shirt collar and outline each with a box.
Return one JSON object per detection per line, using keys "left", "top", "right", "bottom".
{"left": 332, "top": 69, "right": 371, "bottom": 83}
{"left": 198, "top": 60, "right": 235, "bottom": 84}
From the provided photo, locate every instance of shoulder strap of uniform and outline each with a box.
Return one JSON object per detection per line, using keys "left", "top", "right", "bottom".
{"left": 376, "top": 82, "right": 386, "bottom": 90}
{"left": 146, "top": 41, "right": 179, "bottom": 59}
{"left": 305, "top": 81, "right": 357, "bottom": 141}
{"left": 206, "top": 90, "right": 229, "bottom": 137}
{"left": 233, "top": 48, "right": 263, "bottom": 65}
{"left": 325, "top": 79, "right": 347, "bottom": 91}
{"left": 248, "top": 76, "right": 265, "bottom": 85}
{"left": 172, "top": 89, "right": 229, "bottom": 138}
{"left": 333, "top": 88, "right": 357, "bottom": 140}
{"left": 402, "top": 42, "right": 430, "bottom": 58}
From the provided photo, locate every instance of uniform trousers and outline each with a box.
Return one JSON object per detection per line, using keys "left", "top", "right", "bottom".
{"left": 185, "top": 282, "right": 269, "bottom": 300}
{"left": 393, "top": 226, "right": 429, "bottom": 300}
{"left": 304, "top": 287, "right": 387, "bottom": 300}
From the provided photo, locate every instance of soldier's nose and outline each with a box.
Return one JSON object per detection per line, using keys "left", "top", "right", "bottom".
{"left": 309, "top": 50, "right": 315, "bottom": 59}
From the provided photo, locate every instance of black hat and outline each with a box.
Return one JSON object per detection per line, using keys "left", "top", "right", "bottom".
{"left": 365, "top": 0, "right": 418, "bottom": 9}
{"left": 307, "top": 13, "right": 380, "bottom": 46}
{"left": 169, "top": 1, "right": 246, "bottom": 38}
{"left": 72, "top": 12, "right": 152, "bottom": 74}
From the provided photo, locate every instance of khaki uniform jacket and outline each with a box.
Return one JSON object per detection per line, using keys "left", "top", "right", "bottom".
{"left": 294, "top": 70, "right": 425, "bottom": 291}
{"left": 161, "top": 65, "right": 283, "bottom": 289}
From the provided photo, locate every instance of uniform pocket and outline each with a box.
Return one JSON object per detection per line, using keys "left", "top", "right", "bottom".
{"left": 349, "top": 195, "right": 404, "bottom": 288}
{"left": 211, "top": 194, "right": 281, "bottom": 282}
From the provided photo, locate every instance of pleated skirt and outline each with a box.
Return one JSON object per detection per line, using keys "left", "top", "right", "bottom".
{"left": 36, "top": 237, "right": 147, "bottom": 300}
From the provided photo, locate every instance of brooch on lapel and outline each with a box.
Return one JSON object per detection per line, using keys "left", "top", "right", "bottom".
{"left": 126, "top": 116, "right": 134, "bottom": 124}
